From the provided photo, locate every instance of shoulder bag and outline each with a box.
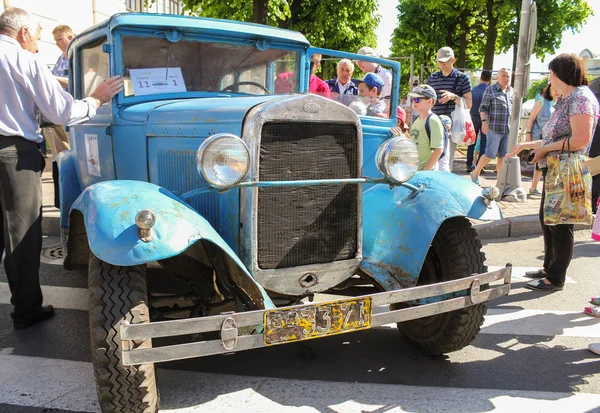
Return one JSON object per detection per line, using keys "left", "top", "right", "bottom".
{"left": 543, "top": 138, "right": 593, "bottom": 225}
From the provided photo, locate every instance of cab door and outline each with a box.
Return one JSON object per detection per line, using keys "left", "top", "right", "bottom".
{"left": 305, "top": 47, "right": 401, "bottom": 183}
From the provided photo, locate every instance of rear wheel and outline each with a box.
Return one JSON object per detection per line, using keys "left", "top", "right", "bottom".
{"left": 88, "top": 255, "right": 159, "bottom": 413}
{"left": 396, "top": 218, "right": 487, "bottom": 355}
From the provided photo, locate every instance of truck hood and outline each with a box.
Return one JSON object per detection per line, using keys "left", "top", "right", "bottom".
{"left": 119, "top": 95, "right": 288, "bottom": 137}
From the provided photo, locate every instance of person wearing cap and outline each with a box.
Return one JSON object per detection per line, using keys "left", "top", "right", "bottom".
{"left": 357, "top": 73, "right": 387, "bottom": 117}
{"left": 391, "top": 107, "right": 409, "bottom": 136}
{"left": 326, "top": 59, "right": 359, "bottom": 104}
{"left": 408, "top": 84, "right": 445, "bottom": 171}
{"left": 356, "top": 46, "right": 392, "bottom": 100}
{"left": 470, "top": 68, "right": 514, "bottom": 186}
{"left": 427, "top": 46, "right": 472, "bottom": 172}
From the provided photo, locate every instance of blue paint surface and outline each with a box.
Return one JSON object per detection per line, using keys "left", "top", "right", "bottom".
{"left": 361, "top": 171, "right": 502, "bottom": 287}
{"left": 71, "top": 180, "right": 274, "bottom": 308}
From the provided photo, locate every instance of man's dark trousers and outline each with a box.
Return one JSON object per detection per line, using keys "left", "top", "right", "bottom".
{"left": 0, "top": 136, "right": 45, "bottom": 317}
{"left": 466, "top": 118, "right": 487, "bottom": 169}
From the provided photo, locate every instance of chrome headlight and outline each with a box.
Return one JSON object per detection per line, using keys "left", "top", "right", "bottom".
{"left": 196, "top": 133, "right": 250, "bottom": 189}
{"left": 376, "top": 136, "right": 419, "bottom": 183}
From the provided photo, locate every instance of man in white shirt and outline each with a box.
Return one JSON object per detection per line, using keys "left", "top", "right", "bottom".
{"left": 356, "top": 46, "right": 393, "bottom": 100}
{"left": 0, "top": 7, "right": 123, "bottom": 329}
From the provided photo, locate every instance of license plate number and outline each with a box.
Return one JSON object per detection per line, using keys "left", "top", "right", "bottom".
{"left": 264, "top": 297, "right": 372, "bottom": 345}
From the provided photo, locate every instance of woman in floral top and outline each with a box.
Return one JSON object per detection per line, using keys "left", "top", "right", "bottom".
{"left": 507, "top": 53, "right": 599, "bottom": 292}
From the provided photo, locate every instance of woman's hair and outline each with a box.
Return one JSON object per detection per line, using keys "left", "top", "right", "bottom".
{"left": 548, "top": 53, "right": 588, "bottom": 87}
{"left": 541, "top": 84, "right": 554, "bottom": 101}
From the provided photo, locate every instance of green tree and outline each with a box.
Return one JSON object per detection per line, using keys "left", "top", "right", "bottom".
{"left": 176, "top": 0, "right": 380, "bottom": 53}
{"left": 392, "top": 0, "right": 593, "bottom": 75}
{"left": 498, "top": 0, "right": 593, "bottom": 73}
{"left": 526, "top": 76, "right": 548, "bottom": 100}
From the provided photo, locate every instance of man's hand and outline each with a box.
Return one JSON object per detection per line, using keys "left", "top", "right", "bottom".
{"left": 89, "top": 76, "right": 124, "bottom": 107}
{"left": 56, "top": 76, "right": 68, "bottom": 89}
{"left": 481, "top": 122, "right": 488, "bottom": 135}
{"left": 439, "top": 89, "right": 456, "bottom": 104}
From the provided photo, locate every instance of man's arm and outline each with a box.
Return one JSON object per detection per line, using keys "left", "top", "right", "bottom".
{"left": 479, "top": 88, "right": 491, "bottom": 134}
{"left": 55, "top": 76, "right": 68, "bottom": 89}
{"left": 30, "top": 60, "right": 122, "bottom": 126}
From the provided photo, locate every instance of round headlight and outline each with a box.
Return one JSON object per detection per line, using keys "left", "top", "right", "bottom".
{"left": 196, "top": 133, "right": 250, "bottom": 188}
{"left": 376, "top": 136, "right": 419, "bottom": 183}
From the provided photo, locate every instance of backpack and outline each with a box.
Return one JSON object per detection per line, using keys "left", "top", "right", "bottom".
{"left": 424, "top": 113, "right": 448, "bottom": 159}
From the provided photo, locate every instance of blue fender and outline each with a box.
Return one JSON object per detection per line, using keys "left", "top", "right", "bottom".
{"left": 56, "top": 150, "right": 82, "bottom": 229}
{"left": 70, "top": 180, "right": 274, "bottom": 308}
{"left": 361, "top": 171, "right": 502, "bottom": 289}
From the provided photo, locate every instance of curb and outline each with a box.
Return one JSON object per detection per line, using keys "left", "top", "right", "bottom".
{"left": 474, "top": 215, "right": 593, "bottom": 240}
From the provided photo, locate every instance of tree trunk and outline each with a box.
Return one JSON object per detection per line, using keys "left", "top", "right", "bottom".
{"left": 253, "top": 0, "right": 268, "bottom": 25}
{"left": 482, "top": 0, "right": 498, "bottom": 70}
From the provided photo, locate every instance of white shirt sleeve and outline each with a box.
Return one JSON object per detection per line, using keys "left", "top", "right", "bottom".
{"left": 28, "top": 57, "right": 97, "bottom": 126}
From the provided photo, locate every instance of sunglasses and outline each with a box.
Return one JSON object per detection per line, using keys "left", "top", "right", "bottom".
{"left": 412, "top": 97, "right": 430, "bottom": 103}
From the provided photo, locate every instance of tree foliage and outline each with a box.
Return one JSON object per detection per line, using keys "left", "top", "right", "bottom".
{"left": 175, "top": 0, "right": 380, "bottom": 53}
{"left": 526, "top": 76, "right": 548, "bottom": 101}
{"left": 391, "top": 0, "right": 593, "bottom": 74}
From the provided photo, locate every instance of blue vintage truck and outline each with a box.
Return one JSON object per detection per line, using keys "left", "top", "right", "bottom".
{"left": 58, "top": 12, "right": 511, "bottom": 413}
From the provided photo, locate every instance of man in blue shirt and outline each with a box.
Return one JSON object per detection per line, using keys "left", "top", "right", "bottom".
{"left": 0, "top": 7, "right": 123, "bottom": 329}
{"left": 427, "top": 47, "right": 472, "bottom": 172}
{"left": 467, "top": 70, "right": 492, "bottom": 172}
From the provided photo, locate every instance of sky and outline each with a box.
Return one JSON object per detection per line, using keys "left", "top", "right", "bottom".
{"left": 375, "top": 0, "right": 600, "bottom": 73}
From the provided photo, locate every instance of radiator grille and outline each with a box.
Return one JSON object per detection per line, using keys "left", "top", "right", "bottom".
{"left": 257, "top": 122, "right": 359, "bottom": 269}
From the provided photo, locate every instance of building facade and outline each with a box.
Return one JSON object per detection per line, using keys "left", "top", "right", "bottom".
{"left": 1, "top": 0, "right": 182, "bottom": 66}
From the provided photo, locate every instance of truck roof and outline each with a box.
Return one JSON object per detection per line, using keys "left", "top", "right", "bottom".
{"left": 77, "top": 12, "right": 310, "bottom": 47}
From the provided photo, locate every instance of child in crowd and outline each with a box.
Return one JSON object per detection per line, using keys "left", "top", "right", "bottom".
{"left": 357, "top": 73, "right": 387, "bottom": 117}
{"left": 408, "top": 84, "right": 444, "bottom": 171}
{"left": 391, "top": 107, "right": 409, "bottom": 136}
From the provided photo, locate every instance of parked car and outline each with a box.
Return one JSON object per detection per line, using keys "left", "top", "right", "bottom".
{"left": 58, "top": 13, "right": 512, "bottom": 413}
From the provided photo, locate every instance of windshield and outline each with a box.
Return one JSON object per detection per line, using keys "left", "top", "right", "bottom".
{"left": 121, "top": 34, "right": 300, "bottom": 97}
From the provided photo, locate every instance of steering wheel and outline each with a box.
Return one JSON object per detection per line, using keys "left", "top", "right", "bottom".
{"left": 221, "top": 81, "right": 270, "bottom": 94}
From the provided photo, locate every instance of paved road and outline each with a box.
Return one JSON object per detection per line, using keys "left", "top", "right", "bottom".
{"left": 0, "top": 198, "right": 599, "bottom": 412}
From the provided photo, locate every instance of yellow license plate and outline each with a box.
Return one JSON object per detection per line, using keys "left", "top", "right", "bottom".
{"left": 264, "top": 297, "right": 372, "bottom": 345}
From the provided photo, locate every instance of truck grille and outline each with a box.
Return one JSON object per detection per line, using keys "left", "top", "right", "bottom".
{"left": 257, "top": 122, "right": 359, "bottom": 269}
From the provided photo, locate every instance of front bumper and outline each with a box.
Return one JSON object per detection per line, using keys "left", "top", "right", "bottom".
{"left": 120, "top": 266, "right": 511, "bottom": 365}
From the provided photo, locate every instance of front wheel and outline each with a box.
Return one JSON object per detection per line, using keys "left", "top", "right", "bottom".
{"left": 396, "top": 218, "right": 487, "bottom": 355}
{"left": 88, "top": 255, "right": 159, "bottom": 413}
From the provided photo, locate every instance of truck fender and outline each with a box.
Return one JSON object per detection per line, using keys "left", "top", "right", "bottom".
{"left": 69, "top": 180, "right": 274, "bottom": 309}
{"left": 56, "top": 150, "right": 82, "bottom": 230}
{"left": 360, "top": 171, "right": 502, "bottom": 289}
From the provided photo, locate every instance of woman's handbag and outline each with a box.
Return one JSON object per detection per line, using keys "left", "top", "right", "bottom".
{"left": 593, "top": 199, "right": 600, "bottom": 241}
{"left": 543, "top": 139, "right": 594, "bottom": 225}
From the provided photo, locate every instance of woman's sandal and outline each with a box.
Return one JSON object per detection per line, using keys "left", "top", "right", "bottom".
{"left": 590, "top": 297, "right": 600, "bottom": 306}
{"left": 584, "top": 307, "right": 600, "bottom": 318}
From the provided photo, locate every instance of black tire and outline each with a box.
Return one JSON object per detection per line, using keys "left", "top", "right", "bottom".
{"left": 396, "top": 218, "right": 487, "bottom": 355}
{"left": 88, "top": 255, "right": 159, "bottom": 413}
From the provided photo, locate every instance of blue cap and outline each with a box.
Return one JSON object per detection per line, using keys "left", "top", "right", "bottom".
{"left": 359, "top": 73, "right": 384, "bottom": 91}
